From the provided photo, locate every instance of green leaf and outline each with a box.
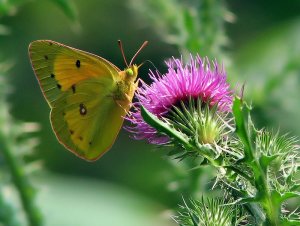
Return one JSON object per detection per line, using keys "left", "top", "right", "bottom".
{"left": 259, "top": 154, "right": 278, "bottom": 173}
{"left": 279, "top": 191, "right": 300, "bottom": 203}
{"left": 280, "top": 219, "right": 300, "bottom": 226}
{"left": 232, "top": 96, "right": 256, "bottom": 161}
{"left": 140, "top": 105, "right": 192, "bottom": 150}
{"left": 290, "top": 184, "right": 300, "bottom": 192}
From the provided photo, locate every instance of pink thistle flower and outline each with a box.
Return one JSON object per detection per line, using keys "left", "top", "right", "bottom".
{"left": 126, "top": 55, "right": 233, "bottom": 145}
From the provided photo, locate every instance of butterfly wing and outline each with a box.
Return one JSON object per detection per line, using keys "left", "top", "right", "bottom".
{"left": 29, "top": 40, "right": 127, "bottom": 160}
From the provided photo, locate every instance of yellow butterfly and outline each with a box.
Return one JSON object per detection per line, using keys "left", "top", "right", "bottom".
{"left": 29, "top": 40, "right": 148, "bottom": 161}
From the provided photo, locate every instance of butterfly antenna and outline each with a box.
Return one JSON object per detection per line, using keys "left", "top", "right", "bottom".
{"left": 144, "top": 60, "right": 159, "bottom": 71}
{"left": 129, "top": 41, "right": 148, "bottom": 66}
{"left": 139, "top": 60, "right": 162, "bottom": 76}
{"left": 118, "top": 40, "right": 129, "bottom": 67}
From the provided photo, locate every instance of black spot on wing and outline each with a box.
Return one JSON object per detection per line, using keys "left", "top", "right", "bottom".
{"left": 57, "top": 84, "right": 62, "bottom": 89}
{"left": 71, "top": 84, "right": 76, "bottom": 94}
{"left": 51, "top": 73, "right": 55, "bottom": 78}
{"left": 79, "top": 103, "right": 87, "bottom": 116}
{"left": 76, "top": 60, "right": 80, "bottom": 68}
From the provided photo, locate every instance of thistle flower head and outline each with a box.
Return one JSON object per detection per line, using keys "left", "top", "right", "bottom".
{"left": 126, "top": 55, "right": 233, "bottom": 146}
{"left": 174, "top": 197, "right": 249, "bottom": 226}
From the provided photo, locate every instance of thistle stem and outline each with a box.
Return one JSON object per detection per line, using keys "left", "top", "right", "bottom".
{"left": 252, "top": 159, "right": 280, "bottom": 226}
{"left": 233, "top": 97, "right": 281, "bottom": 225}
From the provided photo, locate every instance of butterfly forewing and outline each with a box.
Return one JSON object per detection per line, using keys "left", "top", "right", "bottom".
{"left": 29, "top": 40, "right": 120, "bottom": 106}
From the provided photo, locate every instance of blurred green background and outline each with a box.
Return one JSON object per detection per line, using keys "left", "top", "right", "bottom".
{"left": 0, "top": 0, "right": 300, "bottom": 225}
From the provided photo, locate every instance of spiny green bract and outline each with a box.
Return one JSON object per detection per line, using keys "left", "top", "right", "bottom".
{"left": 174, "top": 197, "right": 249, "bottom": 226}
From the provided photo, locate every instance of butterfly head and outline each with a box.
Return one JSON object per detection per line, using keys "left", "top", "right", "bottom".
{"left": 124, "top": 64, "right": 139, "bottom": 82}
{"left": 125, "top": 64, "right": 138, "bottom": 76}
{"left": 118, "top": 40, "right": 148, "bottom": 76}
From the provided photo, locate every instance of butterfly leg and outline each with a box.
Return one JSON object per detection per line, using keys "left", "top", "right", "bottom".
{"left": 134, "top": 78, "right": 142, "bottom": 88}
{"left": 123, "top": 79, "right": 140, "bottom": 107}
{"left": 115, "top": 99, "right": 134, "bottom": 117}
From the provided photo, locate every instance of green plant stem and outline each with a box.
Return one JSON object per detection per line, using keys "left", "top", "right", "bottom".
{"left": 0, "top": 133, "right": 43, "bottom": 226}
{"left": 235, "top": 130, "right": 279, "bottom": 224}
{"left": 233, "top": 97, "right": 281, "bottom": 225}
{"left": 253, "top": 160, "right": 280, "bottom": 226}
{"left": 240, "top": 126, "right": 280, "bottom": 224}
{"left": 239, "top": 153, "right": 280, "bottom": 225}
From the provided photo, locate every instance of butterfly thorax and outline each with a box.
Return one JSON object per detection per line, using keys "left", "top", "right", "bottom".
{"left": 113, "top": 64, "right": 138, "bottom": 104}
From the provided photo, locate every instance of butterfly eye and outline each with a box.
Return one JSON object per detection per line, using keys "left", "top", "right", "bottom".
{"left": 125, "top": 68, "right": 134, "bottom": 76}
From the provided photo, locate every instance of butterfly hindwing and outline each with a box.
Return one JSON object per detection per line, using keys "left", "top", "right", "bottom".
{"left": 29, "top": 40, "right": 127, "bottom": 160}
{"left": 50, "top": 78, "right": 127, "bottom": 160}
